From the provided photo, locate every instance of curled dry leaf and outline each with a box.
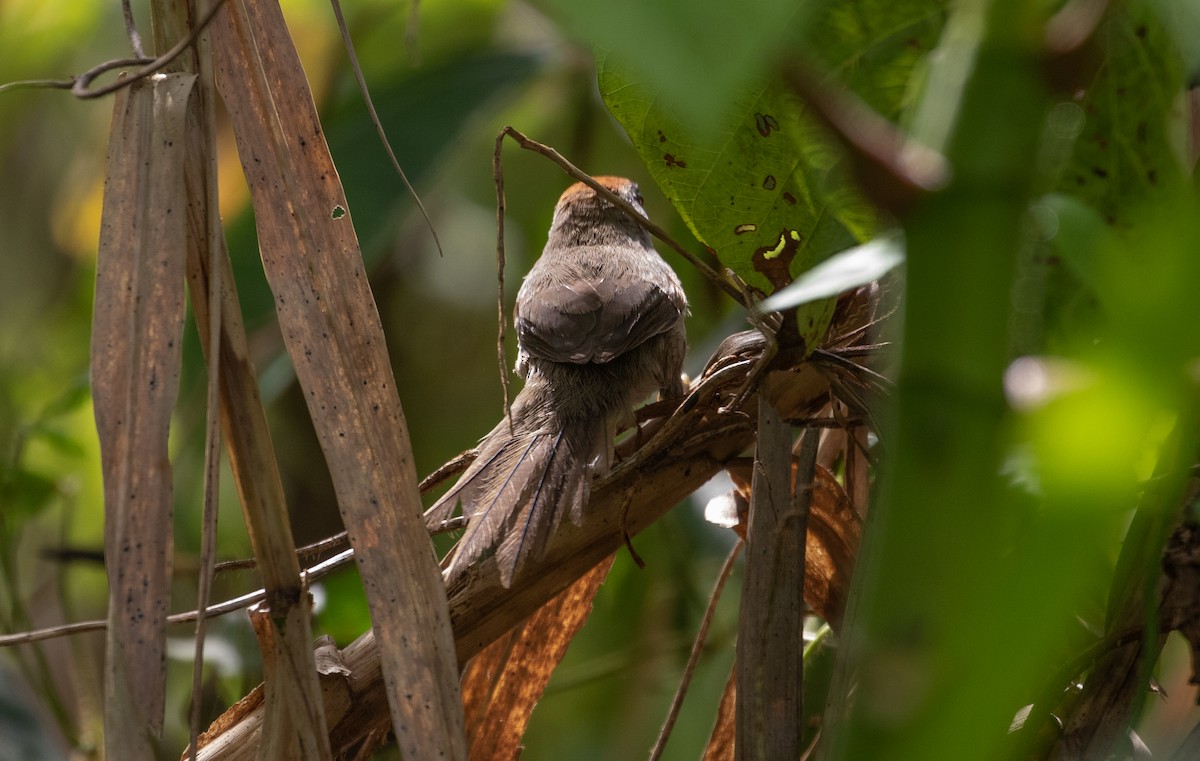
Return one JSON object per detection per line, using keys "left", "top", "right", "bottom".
{"left": 461, "top": 556, "right": 615, "bottom": 761}
{"left": 702, "top": 666, "right": 737, "bottom": 761}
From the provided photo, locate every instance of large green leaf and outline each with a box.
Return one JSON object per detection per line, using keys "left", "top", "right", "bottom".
{"left": 541, "top": 0, "right": 803, "bottom": 132}
{"left": 600, "top": 60, "right": 864, "bottom": 298}
{"left": 1057, "top": 2, "right": 1185, "bottom": 226}
{"left": 597, "top": 1, "right": 946, "bottom": 305}
{"left": 799, "top": 0, "right": 948, "bottom": 119}
{"left": 1023, "top": 2, "right": 1186, "bottom": 354}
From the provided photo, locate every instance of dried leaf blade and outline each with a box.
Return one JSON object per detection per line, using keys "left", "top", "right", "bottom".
{"left": 211, "top": 1, "right": 465, "bottom": 757}
{"left": 461, "top": 556, "right": 615, "bottom": 760}
{"left": 92, "top": 71, "right": 195, "bottom": 761}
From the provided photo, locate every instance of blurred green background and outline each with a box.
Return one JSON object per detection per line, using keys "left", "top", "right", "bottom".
{"left": 3, "top": 0, "right": 1200, "bottom": 759}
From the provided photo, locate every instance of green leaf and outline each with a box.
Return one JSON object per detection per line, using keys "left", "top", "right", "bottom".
{"left": 600, "top": 60, "right": 865, "bottom": 297}
{"left": 1148, "top": 0, "right": 1200, "bottom": 75}
{"left": 542, "top": 0, "right": 805, "bottom": 132}
{"left": 0, "top": 467, "right": 58, "bottom": 520}
{"left": 1023, "top": 194, "right": 1110, "bottom": 352}
{"left": 597, "top": 0, "right": 945, "bottom": 304}
{"left": 802, "top": 624, "right": 838, "bottom": 750}
{"left": 798, "top": 1, "right": 948, "bottom": 120}
{"left": 1057, "top": 2, "right": 1185, "bottom": 227}
{"left": 35, "top": 373, "right": 90, "bottom": 421}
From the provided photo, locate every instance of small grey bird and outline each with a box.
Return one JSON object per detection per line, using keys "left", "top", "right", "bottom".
{"left": 428, "top": 177, "right": 688, "bottom": 587}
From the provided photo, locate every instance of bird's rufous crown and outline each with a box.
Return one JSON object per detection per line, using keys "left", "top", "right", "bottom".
{"left": 555, "top": 176, "right": 636, "bottom": 207}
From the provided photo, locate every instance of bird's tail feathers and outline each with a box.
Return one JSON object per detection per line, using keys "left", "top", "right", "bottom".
{"left": 431, "top": 415, "right": 608, "bottom": 587}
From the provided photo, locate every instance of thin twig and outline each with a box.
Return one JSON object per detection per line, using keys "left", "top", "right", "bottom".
{"left": 828, "top": 305, "right": 898, "bottom": 349}
{"left": 0, "top": 0, "right": 228, "bottom": 99}
{"left": 214, "top": 531, "right": 349, "bottom": 574}
{"left": 722, "top": 327, "right": 778, "bottom": 414}
{"left": 121, "top": 0, "right": 146, "bottom": 58}
{"left": 328, "top": 0, "right": 442, "bottom": 255}
{"left": 618, "top": 486, "right": 646, "bottom": 569}
{"left": 721, "top": 308, "right": 783, "bottom": 414}
{"left": 826, "top": 342, "right": 890, "bottom": 358}
{"left": 0, "top": 556, "right": 345, "bottom": 649}
{"left": 418, "top": 448, "right": 477, "bottom": 493}
{"left": 215, "top": 516, "right": 466, "bottom": 575}
{"left": 0, "top": 79, "right": 76, "bottom": 95}
{"left": 495, "top": 126, "right": 747, "bottom": 307}
{"left": 189, "top": 234, "right": 224, "bottom": 761}
{"left": 0, "top": 587, "right": 259, "bottom": 648}
{"left": 648, "top": 540, "right": 743, "bottom": 761}
{"left": 606, "top": 358, "right": 757, "bottom": 483}
{"left": 188, "top": 16, "right": 223, "bottom": 755}
{"left": 72, "top": 58, "right": 154, "bottom": 94}
{"left": 0, "top": 518, "right": 468, "bottom": 648}
{"left": 811, "top": 347, "right": 894, "bottom": 392}
{"left": 493, "top": 130, "right": 514, "bottom": 434}
{"left": 72, "top": 0, "right": 230, "bottom": 99}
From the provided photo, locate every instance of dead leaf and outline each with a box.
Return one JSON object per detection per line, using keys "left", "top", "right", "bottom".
{"left": 702, "top": 665, "right": 737, "bottom": 761}
{"left": 462, "top": 556, "right": 615, "bottom": 760}
{"left": 211, "top": 0, "right": 464, "bottom": 757}
{"left": 92, "top": 71, "right": 194, "bottom": 761}
{"left": 804, "top": 465, "right": 861, "bottom": 627}
{"left": 250, "top": 601, "right": 332, "bottom": 761}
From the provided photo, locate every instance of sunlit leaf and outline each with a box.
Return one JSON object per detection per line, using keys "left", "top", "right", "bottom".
{"left": 759, "top": 235, "right": 903, "bottom": 312}
{"left": 599, "top": 60, "right": 865, "bottom": 297}
{"left": 798, "top": 0, "right": 948, "bottom": 119}
{"left": 543, "top": 0, "right": 804, "bottom": 132}
{"left": 597, "top": 0, "right": 943, "bottom": 350}
{"left": 1057, "top": 3, "right": 1185, "bottom": 227}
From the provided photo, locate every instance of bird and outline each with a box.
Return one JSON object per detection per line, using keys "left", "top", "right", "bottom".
{"left": 427, "top": 176, "right": 688, "bottom": 588}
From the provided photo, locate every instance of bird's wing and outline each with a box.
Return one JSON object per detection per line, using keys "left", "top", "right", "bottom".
{"left": 516, "top": 273, "right": 683, "bottom": 365}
